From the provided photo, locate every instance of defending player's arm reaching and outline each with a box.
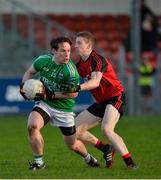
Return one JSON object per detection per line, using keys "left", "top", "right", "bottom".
{"left": 80, "top": 71, "right": 103, "bottom": 91}
{"left": 65, "top": 72, "right": 102, "bottom": 93}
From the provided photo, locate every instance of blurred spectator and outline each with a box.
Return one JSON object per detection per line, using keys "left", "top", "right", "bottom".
{"left": 157, "top": 17, "right": 161, "bottom": 39}
{"left": 123, "top": 31, "right": 131, "bottom": 52}
{"left": 140, "top": 0, "right": 158, "bottom": 52}
{"left": 139, "top": 52, "right": 156, "bottom": 111}
{"left": 123, "top": 0, "right": 158, "bottom": 53}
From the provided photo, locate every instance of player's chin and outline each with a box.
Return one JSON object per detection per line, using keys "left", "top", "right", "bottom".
{"left": 64, "top": 59, "right": 69, "bottom": 64}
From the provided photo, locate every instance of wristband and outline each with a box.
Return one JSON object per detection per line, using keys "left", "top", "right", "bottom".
{"left": 75, "top": 85, "right": 81, "bottom": 92}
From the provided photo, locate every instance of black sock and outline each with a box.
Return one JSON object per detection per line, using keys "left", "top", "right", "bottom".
{"left": 123, "top": 157, "right": 135, "bottom": 166}
{"left": 94, "top": 140, "right": 110, "bottom": 153}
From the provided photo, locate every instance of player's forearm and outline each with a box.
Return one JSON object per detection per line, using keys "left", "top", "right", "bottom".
{"left": 80, "top": 79, "right": 100, "bottom": 91}
{"left": 22, "top": 68, "right": 37, "bottom": 83}
{"left": 64, "top": 79, "right": 100, "bottom": 93}
{"left": 80, "top": 71, "right": 102, "bottom": 91}
{"left": 22, "top": 72, "right": 33, "bottom": 82}
{"left": 54, "top": 92, "right": 78, "bottom": 99}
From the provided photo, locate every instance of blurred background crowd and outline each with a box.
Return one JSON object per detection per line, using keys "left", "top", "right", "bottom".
{"left": 0, "top": 0, "right": 161, "bottom": 115}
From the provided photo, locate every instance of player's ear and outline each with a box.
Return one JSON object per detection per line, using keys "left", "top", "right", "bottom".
{"left": 51, "top": 48, "right": 56, "bottom": 54}
{"left": 87, "top": 42, "right": 92, "bottom": 50}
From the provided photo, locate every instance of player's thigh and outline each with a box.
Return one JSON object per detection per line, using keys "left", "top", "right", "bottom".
{"left": 102, "top": 104, "right": 120, "bottom": 131}
{"left": 63, "top": 133, "right": 76, "bottom": 147}
{"left": 75, "top": 110, "right": 101, "bottom": 130}
{"left": 27, "top": 111, "right": 44, "bottom": 130}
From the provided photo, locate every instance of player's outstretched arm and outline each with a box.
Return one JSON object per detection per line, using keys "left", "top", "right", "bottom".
{"left": 66, "top": 71, "right": 103, "bottom": 93}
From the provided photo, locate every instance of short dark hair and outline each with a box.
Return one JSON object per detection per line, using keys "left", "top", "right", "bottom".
{"left": 50, "top": 37, "right": 72, "bottom": 50}
{"left": 76, "top": 31, "right": 96, "bottom": 48}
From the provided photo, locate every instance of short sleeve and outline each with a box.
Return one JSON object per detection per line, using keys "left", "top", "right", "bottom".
{"left": 91, "top": 52, "right": 107, "bottom": 73}
{"left": 33, "top": 55, "right": 50, "bottom": 71}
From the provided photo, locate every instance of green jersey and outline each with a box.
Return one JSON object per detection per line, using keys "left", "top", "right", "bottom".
{"left": 33, "top": 54, "right": 80, "bottom": 112}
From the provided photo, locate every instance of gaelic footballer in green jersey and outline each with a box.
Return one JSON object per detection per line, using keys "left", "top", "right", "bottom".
{"left": 19, "top": 37, "right": 100, "bottom": 170}
{"left": 33, "top": 54, "right": 80, "bottom": 112}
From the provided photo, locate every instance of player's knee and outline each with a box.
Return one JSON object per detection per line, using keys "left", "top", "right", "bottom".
{"left": 66, "top": 139, "right": 81, "bottom": 152}
{"left": 66, "top": 142, "right": 77, "bottom": 151}
{"left": 68, "top": 144, "right": 75, "bottom": 151}
{"left": 76, "top": 127, "right": 85, "bottom": 139}
{"left": 101, "top": 126, "right": 113, "bottom": 139}
{"left": 28, "top": 124, "right": 39, "bottom": 136}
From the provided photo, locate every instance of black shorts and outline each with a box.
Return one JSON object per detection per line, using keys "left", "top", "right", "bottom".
{"left": 87, "top": 92, "right": 125, "bottom": 118}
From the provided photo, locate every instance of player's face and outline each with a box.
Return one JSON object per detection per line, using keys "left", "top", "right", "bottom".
{"left": 52, "top": 42, "right": 71, "bottom": 64}
{"left": 75, "top": 37, "right": 91, "bottom": 56}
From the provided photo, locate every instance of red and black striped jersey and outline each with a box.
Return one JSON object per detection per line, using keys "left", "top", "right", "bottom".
{"left": 76, "top": 50, "right": 124, "bottom": 103}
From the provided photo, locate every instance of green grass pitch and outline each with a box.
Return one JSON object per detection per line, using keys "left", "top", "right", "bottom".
{"left": 0, "top": 115, "right": 161, "bottom": 179}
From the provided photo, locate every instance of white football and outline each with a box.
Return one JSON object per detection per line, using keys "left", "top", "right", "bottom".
{"left": 23, "top": 79, "right": 44, "bottom": 100}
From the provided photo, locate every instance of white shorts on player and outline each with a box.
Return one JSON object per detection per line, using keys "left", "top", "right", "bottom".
{"left": 34, "top": 101, "right": 75, "bottom": 127}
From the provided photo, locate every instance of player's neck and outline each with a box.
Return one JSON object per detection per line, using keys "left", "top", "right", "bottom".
{"left": 53, "top": 56, "right": 65, "bottom": 65}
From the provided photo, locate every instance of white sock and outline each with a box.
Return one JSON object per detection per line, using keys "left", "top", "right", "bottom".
{"left": 84, "top": 153, "right": 91, "bottom": 163}
{"left": 34, "top": 156, "right": 44, "bottom": 165}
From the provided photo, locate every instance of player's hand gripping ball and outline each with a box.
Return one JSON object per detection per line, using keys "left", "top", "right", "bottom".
{"left": 22, "top": 79, "right": 45, "bottom": 100}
